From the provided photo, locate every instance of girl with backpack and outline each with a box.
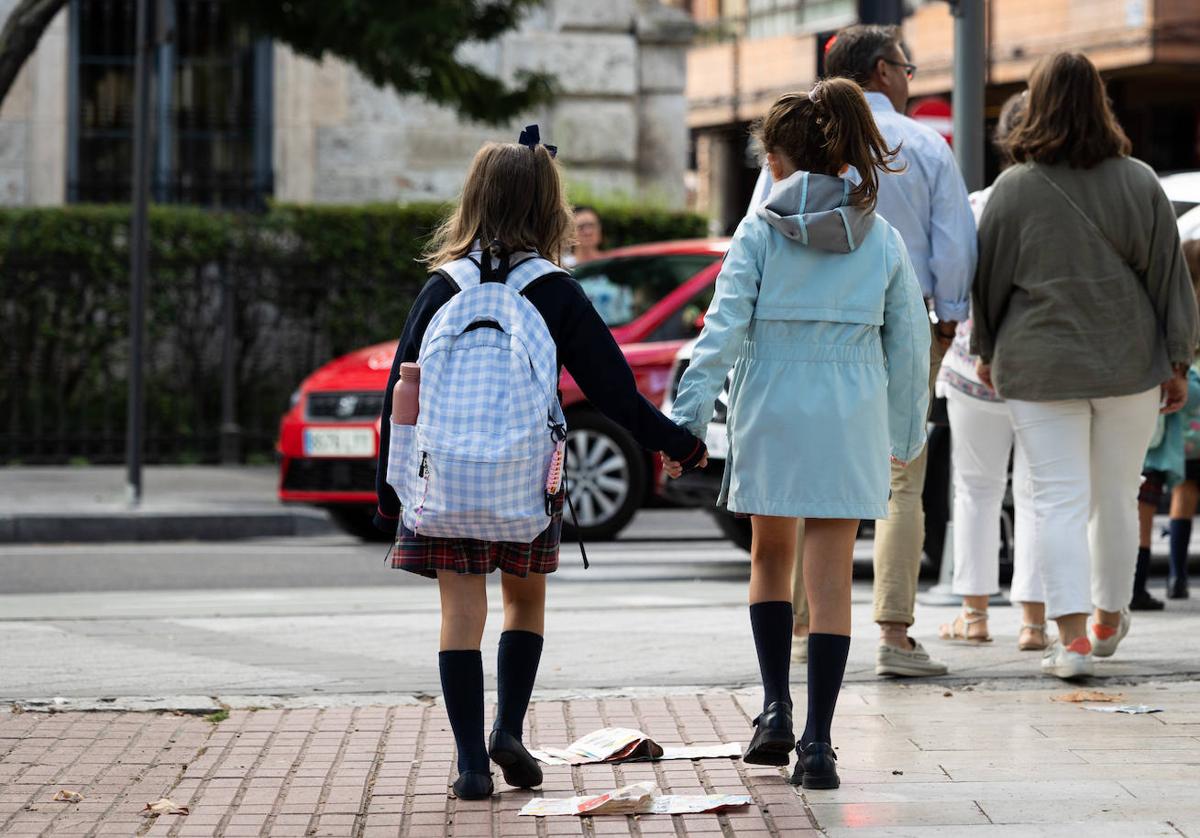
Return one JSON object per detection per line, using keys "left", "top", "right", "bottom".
{"left": 374, "top": 127, "right": 707, "bottom": 801}
{"left": 665, "top": 80, "right": 930, "bottom": 789}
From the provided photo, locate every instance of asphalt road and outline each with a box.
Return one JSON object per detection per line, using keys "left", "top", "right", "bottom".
{"left": 1, "top": 507, "right": 1194, "bottom": 702}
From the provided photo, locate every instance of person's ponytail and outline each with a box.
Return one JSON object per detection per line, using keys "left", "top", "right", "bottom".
{"left": 810, "top": 77, "right": 903, "bottom": 211}
{"left": 755, "top": 79, "right": 902, "bottom": 212}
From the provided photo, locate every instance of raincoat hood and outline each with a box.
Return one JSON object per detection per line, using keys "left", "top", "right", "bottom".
{"left": 756, "top": 171, "right": 875, "bottom": 253}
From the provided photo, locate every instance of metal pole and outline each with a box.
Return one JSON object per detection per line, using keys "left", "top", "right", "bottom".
{"left": 951, "top": 0, "right": 986, "bottom": 191}
{"left": 126, "top": 0, "right": 152, "bottom": 506}
{"left": 219, "top": 265, "right": 241, "bottom": 464}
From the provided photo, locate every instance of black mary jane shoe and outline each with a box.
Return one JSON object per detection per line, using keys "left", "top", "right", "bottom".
{"left": 742, "top": 701, "right": 794, "bottom": 767}
{"left": 1168, "top": 578, "right": 1190, "bottom": 600}
{"left": 488, "top": 729, "right": 543, "bottom": 789}
{"left": 793, "top": 742, "right": 839, "bottom": 790}
{"left": 1130, "top": 589, "right": 1165, "bottom": 611}
{"left": 451, "top": 770, "right": 494, "bottom": 800}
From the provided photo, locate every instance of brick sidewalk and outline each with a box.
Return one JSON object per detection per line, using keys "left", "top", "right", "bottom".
{"left": 2, "top": 683, "right": 1199, "bottom": 837}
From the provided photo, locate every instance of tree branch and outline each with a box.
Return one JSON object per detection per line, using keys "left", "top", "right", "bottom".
{"left": 0, "top": 0, "right": 68, "bottom": 109}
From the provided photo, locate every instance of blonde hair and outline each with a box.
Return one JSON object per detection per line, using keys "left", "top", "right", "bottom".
{"left": 422, "top": 141, "right": 574, "bottom": 267}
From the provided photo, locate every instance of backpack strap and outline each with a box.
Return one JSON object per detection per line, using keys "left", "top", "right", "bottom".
{"left": 432, "top": 253, "right": 567, "bottom": 296}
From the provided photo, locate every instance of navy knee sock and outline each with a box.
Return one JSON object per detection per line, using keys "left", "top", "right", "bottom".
{"left": 494, "top": 630, "right": 543, "bottom": 740}
{"left": 801, "top": 633, "right": 851, "bottom": 748}
{"left": 749, "top": 601, "right": 793, "bottom": 711}
{"left": 1133, "top": 546, "right": 1152, "bottom": 596}
{"left": 439, "top": 650, "right": 489, "bottom": 774}
{"left": 1169, "top": 519, "right": 1192, "bottom": 584}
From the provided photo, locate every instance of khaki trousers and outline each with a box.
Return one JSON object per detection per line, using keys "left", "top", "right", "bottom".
{"left": 791, "top": 322, "right": 944, "bottom": 628}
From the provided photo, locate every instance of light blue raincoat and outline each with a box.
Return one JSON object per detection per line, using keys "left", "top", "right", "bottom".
{"left": 671, "top": 171, "right": 931, "bottom": 519}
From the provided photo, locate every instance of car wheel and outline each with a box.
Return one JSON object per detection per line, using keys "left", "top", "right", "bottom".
{"left": 711, "top": 509, "right": 753, "bottom": 553}
{"left": 327, "top": 505, "right": 391, "bottom": 542}
{"left": 561, "top": 410, "right": 646, "bottom": 542}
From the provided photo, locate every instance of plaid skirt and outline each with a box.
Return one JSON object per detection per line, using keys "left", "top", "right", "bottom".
{"left": 389, "top": 492, "right": 565, "bottom": 578}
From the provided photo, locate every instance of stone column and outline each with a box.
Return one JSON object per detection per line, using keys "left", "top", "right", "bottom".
{"left": 634, "top": 1, "right": 695, "bottom": 208}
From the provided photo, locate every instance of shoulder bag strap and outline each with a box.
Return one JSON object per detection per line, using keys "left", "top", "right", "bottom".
{"left": 1030, "top": 165, "right": 1133, "bottom": 273}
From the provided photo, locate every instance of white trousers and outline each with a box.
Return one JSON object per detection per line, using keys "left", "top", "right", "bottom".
{"left": 1007, "top": 388, "right": 1161, "bottom": 619}
{"left": 945, "top": 389, "right": 1042, "bottom": 603}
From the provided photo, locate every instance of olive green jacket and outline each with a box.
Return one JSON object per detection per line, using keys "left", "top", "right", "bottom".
{"left": 971, "top": 157, "right": 1197, "bottom": 401}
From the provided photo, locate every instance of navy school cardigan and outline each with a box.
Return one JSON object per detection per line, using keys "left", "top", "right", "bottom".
{"left": 373, "top": 272, "right": 703, "bottom": 535}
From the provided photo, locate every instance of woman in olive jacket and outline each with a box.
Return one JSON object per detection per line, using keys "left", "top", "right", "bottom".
{"left": 972, "top": 52, "right": 1199, "bottom": 680}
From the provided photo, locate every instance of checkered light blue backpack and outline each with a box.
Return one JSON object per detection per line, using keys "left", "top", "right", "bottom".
{"left": 386, "top": 247, "right": 568, "bottom": 543}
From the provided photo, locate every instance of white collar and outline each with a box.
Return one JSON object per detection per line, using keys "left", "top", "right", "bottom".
{"left": 864, "top": 90, "right": 897, "bottom": 115}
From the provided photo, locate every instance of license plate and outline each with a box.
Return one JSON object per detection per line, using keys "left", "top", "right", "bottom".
{"left": 303, "top": 427, "right": 376, "bottom": 458}
{"left": 705, "top": 422, "right": 729, "bottom": 460}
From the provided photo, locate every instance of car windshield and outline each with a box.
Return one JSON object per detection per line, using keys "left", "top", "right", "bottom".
{"left": 572, "top": 253, "right": 719, "bottom": 327}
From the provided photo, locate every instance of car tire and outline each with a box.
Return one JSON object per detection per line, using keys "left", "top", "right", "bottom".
{"left": 712, "top": 509, "right": 753, "bottom": 553}
{"left": 561, "top": 409, "right": 646, "bottom": 542}
{"left": 328, "top": 505, "right": 391, "bottom": 542}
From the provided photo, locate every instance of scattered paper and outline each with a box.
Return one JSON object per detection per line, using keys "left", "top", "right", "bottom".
{"left": 52, "top": 790, "right": 82, "bottom": 803}
{"left": 141, "top": 798, "right": 190, "bottom": 817}
{"left": 1084, "top": 704, "right": 1163, "bottom": 714}
{"left": 519, "top": 782, "right": 752, "bottom": 817}
{"left": 1052, "top": 691, "right": 1124, "bottom": 703}
{"left": 527, "top": 727, "right": 742, "bottom": 765}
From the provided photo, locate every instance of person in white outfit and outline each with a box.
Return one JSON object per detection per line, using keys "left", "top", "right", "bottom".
{"left": 973, "top": 53, "right": 1199, "bottom": 680}
{"left": 936, "top": 93, "right": 1047, "bottom": 651}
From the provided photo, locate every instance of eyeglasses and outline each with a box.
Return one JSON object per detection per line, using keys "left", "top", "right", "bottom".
{"left": 881, "top": 58, "right": 917, "bottom": 80}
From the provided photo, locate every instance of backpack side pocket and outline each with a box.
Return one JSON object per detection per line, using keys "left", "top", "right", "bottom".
{"left": 386, "top": 420, "right": 418, "bottom": 514}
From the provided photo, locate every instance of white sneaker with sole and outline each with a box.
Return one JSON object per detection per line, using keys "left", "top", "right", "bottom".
{"left": 875, "top": 639, "right": 949, "bottom": 677}
{"left": 1041, "top": 638, "right": 1095, "bottom": 680}
{"left": 1088, "top": 609, "right": 1130, "bottom": 658}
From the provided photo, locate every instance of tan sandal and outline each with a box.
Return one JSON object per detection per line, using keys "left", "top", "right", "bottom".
{"left": 938, "top": 608, "right": 993, "bottom": 644}
{"left": 1018, "top": 622, "right": 1049, "bottom": 651}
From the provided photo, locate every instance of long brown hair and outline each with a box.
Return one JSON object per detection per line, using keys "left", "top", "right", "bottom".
{"left": 422, "top": 141, "right": 574, "bottom": 267}
{"left": 1004, "top": 52, "right": 1131, "bottom": 169}
{"left": 753, "top": 78, "right": 902, "bottom": 211}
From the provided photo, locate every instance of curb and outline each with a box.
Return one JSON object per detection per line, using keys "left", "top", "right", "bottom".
{"left": 0, "top": 510, "right": 337, "bottom": 544}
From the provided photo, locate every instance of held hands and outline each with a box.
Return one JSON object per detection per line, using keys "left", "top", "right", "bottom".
{"left": 661, "top": 438, "right": 709, "bottom": 479}
{"left": 975, "top": 359, "right": 994, "bottom": 391}
{"left": 1161, "top": 368, "right": 1188, "bottom": 415}
{"left": 934, "top": 320, "right": 957, "bottom": 350}
{"left": 661, "top": 453, "right": 709, "bottom": 479}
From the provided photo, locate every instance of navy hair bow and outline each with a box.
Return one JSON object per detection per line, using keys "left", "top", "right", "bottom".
{"left": 518, "top": 124, "right": 557, "bottom": 158}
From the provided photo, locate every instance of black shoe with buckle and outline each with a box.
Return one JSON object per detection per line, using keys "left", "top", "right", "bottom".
{"left": 488, "top": 729, "right": 543, "bottom": 789}
{"left": 742, "top": 701, "right": 794, "bottom": 766}
{"left": 792, "top": 742, "right": 838, "bottom": 790}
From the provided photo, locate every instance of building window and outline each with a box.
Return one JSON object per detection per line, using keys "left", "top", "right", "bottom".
{"left": 68, "top": 0, "right": 273, "bottom": 208}
{"left": 745, "top": 0, "right": 854, "bottom": 38}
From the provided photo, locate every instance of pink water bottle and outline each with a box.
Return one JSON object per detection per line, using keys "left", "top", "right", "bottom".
{"left": 392, "top": 363, "right": 421, "bottom": 425}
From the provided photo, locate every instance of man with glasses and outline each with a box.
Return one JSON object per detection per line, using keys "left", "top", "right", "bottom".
{"left": 746, "top": 24, "right": 976, "bottom": 678}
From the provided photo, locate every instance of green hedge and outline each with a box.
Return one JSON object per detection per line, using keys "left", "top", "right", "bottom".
{"left": 0, "top": 202, "right": 707, "bottom": 464}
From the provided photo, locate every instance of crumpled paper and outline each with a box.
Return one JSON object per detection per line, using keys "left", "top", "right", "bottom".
{"left": 140, "top": 798, "right": 190, "bottom": 817}
{"left": 519, "top": 781, "right": 753, "bottom": 817}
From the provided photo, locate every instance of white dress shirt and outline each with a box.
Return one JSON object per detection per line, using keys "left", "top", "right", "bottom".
{"left": 747, "top": 90, "right": 977, "bottom": 322}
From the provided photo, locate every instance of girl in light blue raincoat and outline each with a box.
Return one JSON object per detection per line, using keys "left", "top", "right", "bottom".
{"left": 664, "top": 79, "right": 930, "bottom": 790}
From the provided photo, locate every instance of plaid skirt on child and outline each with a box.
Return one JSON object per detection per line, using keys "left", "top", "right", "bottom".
{"left": 389, "top": 491, "right": 565, "bottom": 578}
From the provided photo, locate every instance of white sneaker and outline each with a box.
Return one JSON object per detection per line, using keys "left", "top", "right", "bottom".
{"left": 1088, "top": 609, "right": 1130, "bottom": 658}
{"left": 875, "top": 639, "right": 949, "bottom": 677}
{"left": 791, "top": 633, "right": 809, "bottom": 663}
{"left": 1041, "top": 638, "right": 1095, "bottom": 680}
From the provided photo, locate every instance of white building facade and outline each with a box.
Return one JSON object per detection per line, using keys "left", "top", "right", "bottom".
{"left": 0, "top": 0, "right": 694, "bottom": 208}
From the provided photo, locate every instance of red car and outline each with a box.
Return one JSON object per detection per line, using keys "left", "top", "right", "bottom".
{"left": 277, "top": 239, "right": 729, "bottom": 541}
